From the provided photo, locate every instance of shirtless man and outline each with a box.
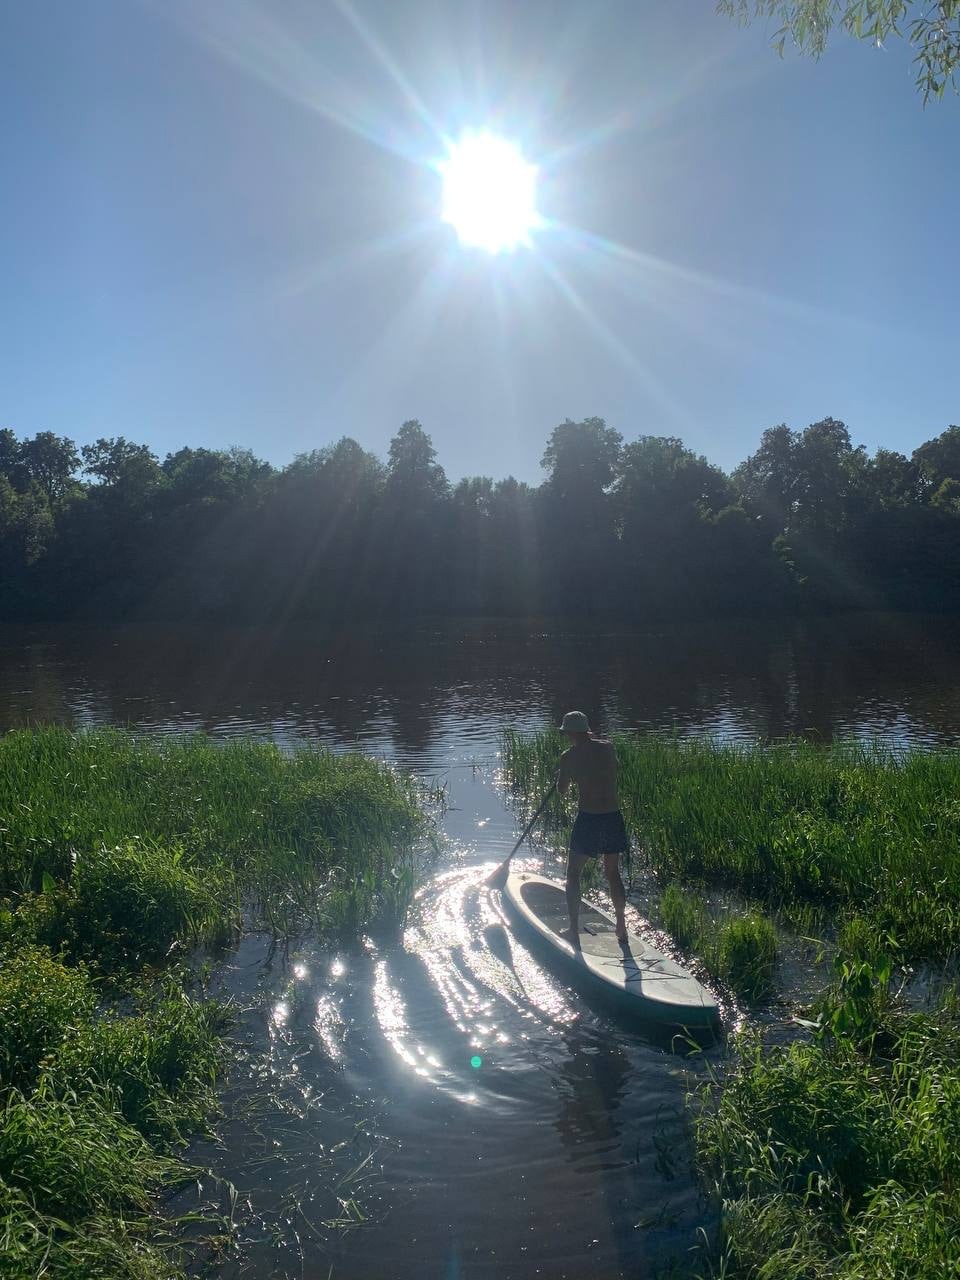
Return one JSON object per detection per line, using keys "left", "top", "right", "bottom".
{"left": 556, "top": 711, "right": 629, "bottom": 948}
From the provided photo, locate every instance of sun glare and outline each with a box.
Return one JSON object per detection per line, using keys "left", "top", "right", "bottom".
{"left": 440, "top": 132, "right": 539, "bottom": 254}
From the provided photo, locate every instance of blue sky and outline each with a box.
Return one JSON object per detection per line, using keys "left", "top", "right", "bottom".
{"left": 1, "top": 0, "right": 956, "bottom": 481}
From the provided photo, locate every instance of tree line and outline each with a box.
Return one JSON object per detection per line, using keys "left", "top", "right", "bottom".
{"left": 1, "top": 416, "right": 958, "bottom": 622}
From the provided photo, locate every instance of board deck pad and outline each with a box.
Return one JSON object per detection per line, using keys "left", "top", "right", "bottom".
{"left": 504, "top": 872, "right": 719, "bottom": 1024}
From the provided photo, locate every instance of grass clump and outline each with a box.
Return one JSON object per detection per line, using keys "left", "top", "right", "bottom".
{"left": 47, "top": 983, "right": 226, "bottom": 1143}
{"left": 695, "top": 958, "right": 960, "bottom": 1279}
{"left": 0, "top": 728, "right": 432, "bottom": 1279}
{"left": 0, "top": 1085, "right": 172, "bottom": 1221}
{"left": 0, "top": 948, "right": 223, "bottom": 1277}
{"left": 0, "top": 1181, "right": 175, "bottom": 1280}
{"left": 658, "top": 885, "right": 777, "bottom": 1002}
{"left": 713, "top": 914, "right": 778, "bottom": 1003}
{"left": 11, "top": 840, "right": 234, "bottom": 966}
{"left": 0, "top": 727, "right": 427, "bottom": 946}
{"left": 503, "top": 729, "right": 960, "bottom": 961}
{"left": 659, "top": 882, "right": 708, "bottom": 950}
{"left": 0, "top": 946, "right": 95, "bottom": 1093}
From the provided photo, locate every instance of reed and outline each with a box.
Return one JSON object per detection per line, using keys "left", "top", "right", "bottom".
{"left": 658, "top": 885, "right": 777, "bottom": 1002}
{"left": 695, "top": 986, "right": 960, "bottom": 1277}
{"left": 0, "top": 727, "right": 428, "bottom": 960}
{"left": 503, "top": 729, "right": 960, "bottom": 960}
{"left": 0, "top": 728, "right": 432, "bottom": 1279}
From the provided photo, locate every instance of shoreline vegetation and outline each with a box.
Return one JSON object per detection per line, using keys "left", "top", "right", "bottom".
{"left": 1, "top": 418, "right": 959, "bottom": 624}
{"left": 502, "top": 729, "right": 960, "bottom": 1278}
{"left": 0, "top": 728, "right": 430, "bottom": 1280}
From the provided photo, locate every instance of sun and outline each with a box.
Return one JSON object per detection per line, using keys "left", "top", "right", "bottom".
{"left": 440, "top": 131, "right": 540, "bottom": 254}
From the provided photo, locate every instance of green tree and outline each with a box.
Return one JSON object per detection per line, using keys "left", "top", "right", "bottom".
{"left": 81, "top": 438, "right": 162, "bottom": 505}
{"left": 285, "top": 437, "right": 384, "bottom": 505}
{"left": 385, "top": 420, "right": 449, "bottom": 504}
{"left": 19, "top": 431, "right": 80, "bottom": 508}
{"left": 615, "top": 435, "right": 730, "bottom": 536}
{"left": 792, "top": 417, "right": 867, "bottom": 538}
{"left": 541, "top": 417, "right": 623, "bottom": 507}
{"left": 0, "top": 475, "right": 54, "bottom": 576}
{"left": 913, "top": 425, "right": 960, "bottom": 496}
{"left": 540, "top": 417, "right": 623, "bottom": 610}
{"left": 931, "top": 476, "right": 960, "bottom": 514}
{"left": 373, "top": 422, "right": 451, "bottom": 613}
{"left": 732, "top": 423, "right": 799, "bottom": 531}
{"left": 719, "top": 1, "right": 960, "bottom": 100}
{"left": 615, "top": 436, "right": 739, "bottom": 615}
{"left": 0, "top": 429, "right": 25, "bottom": 488}
{"left": 862, "top": 447, "right": 921, "bottom": 509}
{"left": 161, "top": 446, "right": 273, "bottom": 508}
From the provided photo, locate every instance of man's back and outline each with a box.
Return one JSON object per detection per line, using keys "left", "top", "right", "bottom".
{"left": 559, "top": 737, "right": 619, "bottom": 813}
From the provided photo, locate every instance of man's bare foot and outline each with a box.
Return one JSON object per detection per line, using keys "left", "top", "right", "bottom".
{"left": 559, "top": 926, "right": 581, "bottom": 950}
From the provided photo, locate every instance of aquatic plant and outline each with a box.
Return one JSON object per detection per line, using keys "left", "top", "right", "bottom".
{"left": 712, "top": 914, "right": 778, "bottom": 1002}
{"left": 695, "top": 986, "right": 960, "bottom": 1278}
{"left": 657, "top": 885, "right": 777, "bottom": 1001}
{"left": 659, "top": 882, "right": 708, "bottom": 951}
{"left": 503, "top": 729, "right": 960, "bottom": 960}
{"left": 0, "top": 727, "right": 429, "bottom": 958}
{"left": 0, "top": 728, "right": 432, "bottom": 1280}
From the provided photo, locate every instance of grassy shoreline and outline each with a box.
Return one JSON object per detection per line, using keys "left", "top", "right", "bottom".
{"left": 0, "top": 728, "right": 430, "bottom": 1279}
{"left": 502, "top": 729, "right": 960, "bottom": 961}
{"left": 502, "top": 729, "right": 960, "bottom": 1278}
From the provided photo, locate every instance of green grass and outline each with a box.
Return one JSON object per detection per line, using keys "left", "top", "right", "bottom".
{"left": 0, "top": 727, "right": 428, "bottom": 956}
{"left": 504, "top": 729, "right": 960, "bottom": 1275}
{"left": 659, "top": 882, "right": 709, "bottom": 951}
{"left": 695, "top": 988, "right": 960, "bottom": 1278}
{"left": 0, "top": 728, "right": 432, "bottom": 1280}
{"left": 658, "top": 884, "right": 778, "bottom": 1001}
{"left": 502, "top": 729, "right": 960, "bottom": 960}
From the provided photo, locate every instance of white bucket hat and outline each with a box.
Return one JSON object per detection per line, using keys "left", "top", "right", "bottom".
{"left": 559, "top": 711, "right": 590, "bottom": 733}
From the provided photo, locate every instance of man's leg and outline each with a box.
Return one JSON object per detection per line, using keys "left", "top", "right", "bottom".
{"left": 564, "top": 852, "right": 589, "bottom": 948}
{"left": 603, "top": 853, "right": 628, "bottom": 942}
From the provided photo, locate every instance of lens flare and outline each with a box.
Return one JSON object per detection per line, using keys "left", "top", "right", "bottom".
{"left": 440, "top": 131, "right": 540, "bottom": 253}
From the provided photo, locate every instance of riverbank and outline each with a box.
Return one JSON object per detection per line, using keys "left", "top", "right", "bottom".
{"left": 502, "top": 730, "right": 960, "bottom": 1277}
{"left": 0, "top": 729, "right": 429, "bottom": 1279}
{"left": 502, "top": 730, "right": 960, "bottom": 962}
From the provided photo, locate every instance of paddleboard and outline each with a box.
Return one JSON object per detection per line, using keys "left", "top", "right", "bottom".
{"left": 502, "top": 871, "right": 719, "bottom": 1030}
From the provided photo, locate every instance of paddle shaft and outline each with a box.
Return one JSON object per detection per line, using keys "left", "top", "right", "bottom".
{"left": 486, "top": 781, "right": 557, "bottom": 888}
{"left": 507, "top": 781, "right": 556, "bottom": 858}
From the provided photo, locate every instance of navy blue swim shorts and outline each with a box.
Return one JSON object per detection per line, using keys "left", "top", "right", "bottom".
{"left": 570, "top": 810, "right": 630, "bottom": 858}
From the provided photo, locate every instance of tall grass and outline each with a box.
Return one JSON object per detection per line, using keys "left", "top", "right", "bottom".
{"left": 659, "top": 884, "right": 778, "bottom": 1001}
{"left": 502, "top": 729, "right": 960, "bottom": 960}
{"left": 695, "top": 985, "right": 960, "bottom": 1278}
{"left": 0, "top": 727, "right": 428, "bottom": 957}
{"left": 505, "top": 729, "right": 960, "bottom": 1274}
{"left": 0, "top": 728, "right": 431, "bottom": 1279}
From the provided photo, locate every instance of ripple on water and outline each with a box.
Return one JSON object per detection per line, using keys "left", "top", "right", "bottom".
{"left": 187, "top": 840, "right": 721, "bottom": 1279}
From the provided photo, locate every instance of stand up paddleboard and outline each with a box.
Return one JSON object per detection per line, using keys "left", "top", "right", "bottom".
{"left": 502, "top": 871, "right": 719, "bottom": 1031}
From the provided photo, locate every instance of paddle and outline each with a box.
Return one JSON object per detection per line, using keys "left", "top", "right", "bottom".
{"left": 485, "top": 781, "right": 556, "bottom": 890}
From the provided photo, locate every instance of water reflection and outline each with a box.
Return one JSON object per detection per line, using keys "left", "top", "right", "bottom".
{"left": 228, "top": 848, "right": 714, "bottom": 1278}
{"left": 7, "top": 615, "right": 958, "bottom": 1277}
{"left": 1, "top": 614, "right": 959, "bottom": 767}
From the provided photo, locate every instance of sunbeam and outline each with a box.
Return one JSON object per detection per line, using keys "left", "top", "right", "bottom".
{"left": 532, "top": 249, "right": 692, "bottom": 429}
{"left": 550, "top": 221, "right": 891, "bottom": 338}
{"left": 160, "top": 0, "right": 432, "bottom": 163}
{"left": 331, "top": 0, "right": 449, "bottom": 147}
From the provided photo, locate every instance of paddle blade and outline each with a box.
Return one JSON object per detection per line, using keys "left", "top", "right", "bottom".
{"left": 485, "top": 857, "right": 510, "bottom": 890}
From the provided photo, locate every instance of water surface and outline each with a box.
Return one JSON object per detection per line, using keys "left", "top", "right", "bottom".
{"left": 2, "top": 613, "right": 958, "bottom": 1277}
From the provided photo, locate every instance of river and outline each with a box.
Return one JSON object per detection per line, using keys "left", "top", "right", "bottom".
{"left": 2, "top": 612, "right": 958, "bottom": 1278}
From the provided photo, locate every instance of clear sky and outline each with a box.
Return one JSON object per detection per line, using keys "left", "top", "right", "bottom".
{"left": 1, "top": 0, "right": 956, "bottom": 481}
